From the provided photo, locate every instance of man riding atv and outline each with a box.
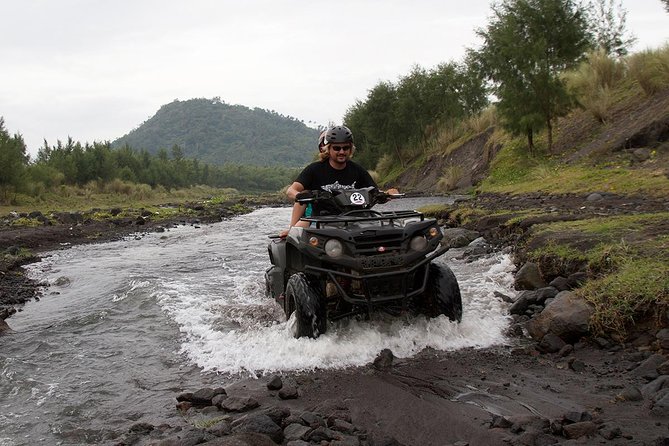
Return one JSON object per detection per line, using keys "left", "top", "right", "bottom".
{"left": 267, "top": 126, "right": 462, "bottom": 338}
{"left": 283, "top": 125, "right": 398, "bottom": 231}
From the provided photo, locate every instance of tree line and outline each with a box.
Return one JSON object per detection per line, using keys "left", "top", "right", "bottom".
{"left": 345, "top": 0, "right": 641, "bottom": 170}
{"left": 0, "top": 119, "right": 299, "bottom": 203}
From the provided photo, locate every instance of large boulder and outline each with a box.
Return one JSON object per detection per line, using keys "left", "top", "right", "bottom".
{"left": 441, "top": 228, "right": 480, "bottom": 249}
{"left": 514, "top": 262, "right": 546, "bottom": 290}
{"left": 0, "top": 318, "right": 11, "bottom": 335}
{"left": 527, "top": 291, "right": 594, "bottom": 343}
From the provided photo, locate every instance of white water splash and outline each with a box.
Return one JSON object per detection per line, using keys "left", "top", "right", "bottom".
{"left": 154, "top": 226, "right": 516, "bottom": 375}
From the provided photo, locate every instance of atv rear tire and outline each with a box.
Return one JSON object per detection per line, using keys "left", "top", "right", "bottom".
{"left": 286, "top": 273, "right": 327, "bottom": 338}
{"left": 423, "top": 263, "right": 462, "bottom": 322}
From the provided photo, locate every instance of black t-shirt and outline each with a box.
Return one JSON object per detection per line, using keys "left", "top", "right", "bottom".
{"left": 295, "top": 160, "right": 378, "bottom": 216}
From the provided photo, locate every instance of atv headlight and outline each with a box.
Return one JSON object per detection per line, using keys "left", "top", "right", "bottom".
{"left": 410, "top": 235, "right": 428, "bottom": 251}
{"left": 324, "top": 238, "right": 344, "bottom": 258}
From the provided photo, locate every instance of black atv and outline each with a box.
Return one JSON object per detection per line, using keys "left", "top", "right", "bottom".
{"left": 265, "top": 187, "right": 461, "bottom": 338}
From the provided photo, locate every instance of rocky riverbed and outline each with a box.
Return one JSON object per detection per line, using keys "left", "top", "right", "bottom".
{"left": 1, "top": 193, "right": 668, "bottom": 446}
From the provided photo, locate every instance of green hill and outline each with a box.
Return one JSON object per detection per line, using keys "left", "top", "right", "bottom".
{"left": 113, "top": 98, "right": 320, "bottom": 167}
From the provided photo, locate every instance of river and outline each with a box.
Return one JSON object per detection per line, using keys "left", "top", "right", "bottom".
{"left": 0, "top": 198, "right": 515, "bottom": 445}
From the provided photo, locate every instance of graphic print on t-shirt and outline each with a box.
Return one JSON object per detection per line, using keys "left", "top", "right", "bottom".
{"left": 320, "top": 180, "right": 357, "bottom": 193}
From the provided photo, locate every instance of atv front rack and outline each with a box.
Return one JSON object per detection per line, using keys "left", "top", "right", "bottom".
{"left": 304, "top": 245, "right": 449, "bottom": 316}
{"left": 301, "top": 210, "right": 424, "bottom": 229}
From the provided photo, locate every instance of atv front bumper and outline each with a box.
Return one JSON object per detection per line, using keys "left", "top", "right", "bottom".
{"left": 304, "top": 245, "right": 449, "bottom": 308}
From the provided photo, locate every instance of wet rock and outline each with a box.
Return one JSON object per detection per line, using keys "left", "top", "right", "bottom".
{"left": 128, "top": 421, "right": 154, "bottom": 434}
{"left": 300, "top": 411, "right": 325, "bottom": 429}
{"left": 651, "top": 390, "right": 669, "bottom": 416}
{"left": 331, "top": 418, "right": 356, "bottom": 435}
{"left": 617, "top": 386, "right": 643, "bottom": 401}
{"left": 586, "top": 193, "right": 603, "bottom": 202}
{"left": 0, "top": 318, "right": 11, "bottom": 335}
{"left": 52, "top": 211, "right": 83, "bottom": 225}
{"left": 516, "top": 431, "right": 556, "bottom": 446}
{"left": 367, "top": 433, "right": 406, "bottom": 446}
{"left": 53, "top": 276, "right": 71, "bottom": 287}
{"left": 231, "top": 414, "right": 283, "bottom": 444}
{"left": 514, "top": 262, "right": 546, "bottom": 290}
{"left": 526, "top": 291, "right": 593, "bottom": 343}
{"left": 548, "top": 276, "right": 570, "bottom": 291}
{"left": 510, "top": 288, "right": 556, "bottom": 315}
{"left": 494, "top": 290, "right": 514, "bottom": 303}
{"left": 176, "top": 401, "right": 193, "bottom": 413}
{"left": 206, "top": 419, "right": 232, "bottom": 436}
{"left": 285, "top": 441, "right": 310, "bottom": 446}
{"left": 283, "top": 423, "right": 311, "bottom": 441}
{"left": 203, "top": 432, "right": 278, "bottom": 445}
{"left": 192, "top": 387, "right": 227, "bottom": 406}
{"left": 632, "top": 148, "right": 651, "bottom": 162}
{"left": 278, "top": 385, "right": 298, "bottom": 400}
{"left": 568, "top": 358, "right": 586, "bottom": 372}
{"left": 633, "top": 354, "right": 667, "bottom": 381}
{"left": 562, "top": 410, "right": 591, "bottom": 424}
{"left": 642, "top": 376, "right": 669, "bottom": 399}
{"left": 156, "top": 426, "right": 211, "bottom": 445}
{"left": 266, "top": 375, "right": 283, "bottom": 390}
{"left": 537, "top": 333, "right": 567, "bottom": 353}
{"left": 598, "top": 423, "right": 622, "bottom": 440}
{"left": 373, "top": 348, "right": 394, "bottom": 370}
{"left": 306, "top": 426, "right": 337, "bottom": 443}
{"left": 658, "top": 361, "right": 669, "bottom": 376}
{"left": 506, "top": 415, "right": 549, "bottom": 433}
{"left": 212, "top": 393, "right": 228, "bottom": 407}
{"left": 631, "top": 331, "right": 657, "bottom": 348}
{"left": 260, "top": 406, "right": 290, "bottom": 426}
{"left": 220, "top": 396, "right": 259, "bottom": 412}
{"left": 558, "top": 344, "right": 574, "bottom": 357}
{"left": 490, "top": 415, "right": 512, "bottom": 429}
{"left": 331, "top": 435, "right": 361, "bottom": 446}
{"left": 657, "top": 329, "right": 669, "bottom": 350}
{"left": 177, "top": 392, "right": 194, "bottom": 402}
{"left": 441, "top": 228, "right": 480, "bottom": 249}
{"left": 563, "top": 421, "right": 597, "bottom": 439}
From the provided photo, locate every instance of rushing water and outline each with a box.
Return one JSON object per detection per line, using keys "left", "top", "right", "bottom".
{"left": 0, "top": 198, "right": 516, "bottom": 445}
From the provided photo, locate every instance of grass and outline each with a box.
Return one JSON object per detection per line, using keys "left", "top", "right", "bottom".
{"left": 520, "top": 213, "right": 669, "bottom": 338}
{"left": 0, "top": 184, "right": 247, "bottom": 216}
{"left": 479, "top": 145, "right": 669, "bottom": 197}
{"left": 580, "top": 257, "right": 669, "bottom": 339}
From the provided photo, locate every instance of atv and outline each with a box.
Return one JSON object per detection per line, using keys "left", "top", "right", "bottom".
{"left": 265, "top": 186, "right": 462, "bottom": 338}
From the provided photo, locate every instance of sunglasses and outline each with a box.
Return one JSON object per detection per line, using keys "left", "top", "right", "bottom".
{"left": 331, "top": 145, "right": 351, "bottom": 152}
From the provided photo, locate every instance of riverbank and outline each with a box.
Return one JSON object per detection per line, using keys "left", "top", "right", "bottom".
{"left": 1, "top": 193, "right": 668, "bottom": 445}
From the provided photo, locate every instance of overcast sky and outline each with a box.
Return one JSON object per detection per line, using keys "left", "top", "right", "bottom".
{"left": 1, "top": 0, "right": 667, "bottom": 158}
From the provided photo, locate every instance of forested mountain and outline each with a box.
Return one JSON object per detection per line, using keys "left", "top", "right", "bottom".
{"left": 113, "top": 98, "right": 320, "bottom": 167}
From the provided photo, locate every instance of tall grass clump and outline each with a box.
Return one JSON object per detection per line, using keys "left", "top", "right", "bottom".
{"left": 374, "top": 153, "right": 395, "bottom": 178}
{"left": 563, "top": 49, "right": 626, "bottom": 122}
{"left": 627, "top": 45, "right": 669, "bottom": 96}
{"left": 436, "top": 165, "right": 464, "bottom": 192}
{"left": 425, "top": 107, "right": 499, "bottom": 156}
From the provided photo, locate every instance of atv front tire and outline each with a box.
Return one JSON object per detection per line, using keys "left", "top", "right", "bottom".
{"left": 286, "top": 273, "right": 327, "bottom": 338}
{"left": 423, "top": 263, "right": 462, "bottom": 322}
